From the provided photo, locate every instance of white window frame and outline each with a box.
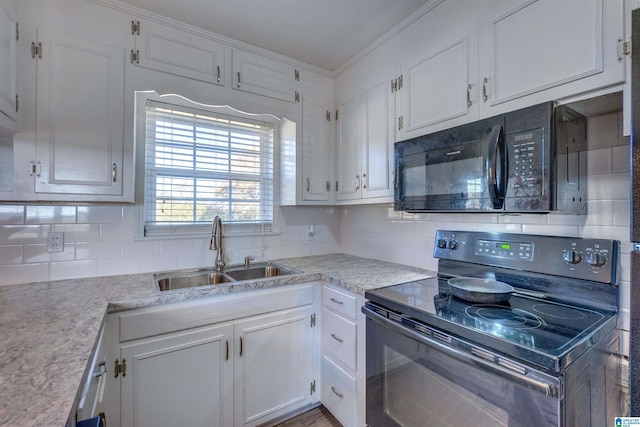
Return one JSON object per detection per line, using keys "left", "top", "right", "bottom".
{"left": 135, "top": 91, "right": 283, "bottom": 238}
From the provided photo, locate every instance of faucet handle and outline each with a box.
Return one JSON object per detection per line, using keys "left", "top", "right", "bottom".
{"left": 244, "top": 256, "right": 255, "bottom": 269}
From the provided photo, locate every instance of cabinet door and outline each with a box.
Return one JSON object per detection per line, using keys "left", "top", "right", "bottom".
{"left": 135, "top": 19, "right": 225, "bottom": 85}
{"left": 361, "top": 78, "right": 394, "bottom": 200}
{"left": 234, "top": 306, "right": 314, "bottom": 427}
{"left": 478, "top": 0, "right": 624, "bottom": 112}
{"left": 301, "top": 97, "right": 332, "bottom": 202}
{"left": 397, "top": 30, "right": 477, "bottom": 140}
{"left": 34, "top": 27, "right": 126, "bottom": 197}
{"left": 0, "top": 0, "right": 17, "bottom": 129}
{"left": 232, "top": 49, "right": 298, "bottom": 102}
{"left": 335, "top": 95, "right": 360, "bottom": 201}
{"left": 120, "top": 323, "right": 234, "bottom": 427}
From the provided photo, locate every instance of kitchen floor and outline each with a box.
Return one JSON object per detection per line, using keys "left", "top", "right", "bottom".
{"left": 274, "top": 405, "right": 342, "bottom": 426}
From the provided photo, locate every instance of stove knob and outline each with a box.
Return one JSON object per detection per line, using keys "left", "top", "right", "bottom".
{"left": 437, "top": 239, "right": 448, "bottom": 249}
{"left": 448, "top": 240, "right": 458, "bottom": 250}
{"left": 586, "top": 252, "right": 606, "bottom": 267}
{"left": 562, "top": 250, "right": 582, "bottom": 264}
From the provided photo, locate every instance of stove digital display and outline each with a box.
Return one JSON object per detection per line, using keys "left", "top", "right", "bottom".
{"left": 475, "top": 239, "right": 534, "bottom": 261}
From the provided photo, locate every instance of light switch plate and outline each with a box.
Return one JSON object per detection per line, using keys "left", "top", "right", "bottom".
{"left": 47, "top": 232, "right": 64, "bottom": 252}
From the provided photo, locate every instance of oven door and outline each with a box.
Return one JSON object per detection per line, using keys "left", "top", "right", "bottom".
{"left": 364, "top": 307, "right": 562, "bottom": 427}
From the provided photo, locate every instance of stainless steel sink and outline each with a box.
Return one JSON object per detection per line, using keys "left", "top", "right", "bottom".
{"left": 154, "top": 262, "right": 300, "bottom": 291}
{"left": 224, "top": 263, "right": 299, "bottom": 281}
{"left": 155, "top": 269, "right": 233, "bottom": 291}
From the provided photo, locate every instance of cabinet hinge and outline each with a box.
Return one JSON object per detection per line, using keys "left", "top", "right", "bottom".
{"left": 335, "top": 181, "right": 339, "bottom": 192}
{"left": 310, "top": 379, "right": 316, "bottom": 395}
{"left": 131, "top": 20, "right": 141, "bottom": 36}
{"left": 335, "top": 109, "right": 339, "bottom": 121}
{"left": 618, "top": 38, "right": 631, "bottom": 61}
{"left": 130, "top": 49, "right": 140, "bottom": 64}
{"left": 31, "top": 42, "right": 42, "bottom": 59}
{"left": 326, "top": 181, "right": 330, "bottom": 192}
{"left": 326, "top": 110, "right": 331, "bottom": 122}
{"left": 15, "top": 94, "right": 18, "bottom": 112}
{"left": 294, "top": 69, "right": 300, "bottom": 81}
{"left": 398, "top": 115, "right": 404, "bottom": 130}
{"left": 398, "top": 74, "right": 403, "bottom": 90}
{"left": 114, "top": 358, "right": 127, "bottom": 378}
{"left": 15, "top": 22, "right": 19, "bottom": 41}
{"left": 391, "top": 78, "right": 396, "bottom": 92}
{"left": 310, "top": 313, "right": 316, "bottom": 327}
{"left": 295, "top": 91, "right": 300, "bottom": 103}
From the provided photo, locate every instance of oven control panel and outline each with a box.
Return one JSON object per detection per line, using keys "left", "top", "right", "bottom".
{"left": 434, "top": 230, "right": 619, "bottom": 284}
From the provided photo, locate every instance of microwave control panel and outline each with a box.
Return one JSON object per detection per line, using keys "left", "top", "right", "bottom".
{"left": 506, "top": 128, "right": 544, "bottom": 198}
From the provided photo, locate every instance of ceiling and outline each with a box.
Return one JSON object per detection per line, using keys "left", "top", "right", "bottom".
{"left": 118, "top": 0, "right": 432, "bottom": 71}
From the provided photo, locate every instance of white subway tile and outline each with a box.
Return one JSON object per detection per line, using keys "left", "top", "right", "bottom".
{"left": 0, "top": 245, "right": 22, "bottom": 265}
{"left": 587, "top": 112, "right": 618, "bottom": 150}
{"left": 77, "top": 206, "right": 123, "bottom": 223}
{"left": 121, "top": 239, "right": 161, "bottom": 257}
{"left": 0, "top": 225, "right": 49, "bottom": 244}
{"left": 25, "top": 206, "right": 76, "bottom": 224}
{"left": 0, "top": 206, "right": 24, "bottom": 224}
{"left": 521, "top": 224, "right": 579, "bottom": 236}
{"left": 140, "top": 254, "right": 177, "bottom": 273}
{"left": 98, "top": 257, "right": 140, "bottom": 277}
{"left": 51, "top": 224, "right": 100, "bottom": 242}
{"left": 586, "top": 148, "right": 612, "bottom": 176}
{"left": 100, "top": 221, "right": 135, "bottom": 240}
{"left": 24, "top": 243, "right": 75, "bottom": 263}
{"left": 587, "top": 173, "right": 630, "bottom": 201}
{"left": 612, "top": 145, "right": 630, "bottom": 174}
{"left": 176, "top": 251, "right": 212, "bottom": 270}
{"left": 0, "top": 263, "right": 49, "bottom": 286}
{"left": 76, "top": 240, "right": 122, "bottom": 260}
{"left": 49, "top": 260, "right": 98, "bottom": 281}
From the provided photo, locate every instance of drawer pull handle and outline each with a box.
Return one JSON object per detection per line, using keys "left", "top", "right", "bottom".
{"left": 330, "top": 297, "right": 343, "bottom": 305}
{"left": 331, "top": 333, "right": 344, "bottom": 343}
{"left": 331, "top": 386, "right": 344, "bottom": 398}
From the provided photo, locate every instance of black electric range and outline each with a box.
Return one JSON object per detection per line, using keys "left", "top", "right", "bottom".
{"left": 365, "top": 230, "right": 620, "bottom": 373}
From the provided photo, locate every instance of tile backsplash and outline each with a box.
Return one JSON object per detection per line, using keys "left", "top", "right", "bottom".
{"left": 0, "top": 111, "right": 632, "bottom": 353}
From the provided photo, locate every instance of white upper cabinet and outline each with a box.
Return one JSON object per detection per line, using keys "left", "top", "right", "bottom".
{"left": 33, "top": 27, "right": 128, "bottom": 199}
{"left": 335, "top": 68, "right": 394, "bottom": 203}
{"left": 301, "top": 96, "right": 333, "bottom": 202}
{"left": 0, "top": 0, "right": 17, "bottom": 131}
{"left": 478, "top": 0, "right": 624, "bottom": 115}
{"left": 132, "top": 19, "right": 225, "bottom": 85}
{"left": 232, "top": 49, "right": 300, "bottom": 103}
{"left": 396, "top": 25, "right": 479, "bottom": 141}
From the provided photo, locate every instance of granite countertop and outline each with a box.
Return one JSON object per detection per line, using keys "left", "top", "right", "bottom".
{"left": 0, "top": 254, "right": 435, "bottom": 427}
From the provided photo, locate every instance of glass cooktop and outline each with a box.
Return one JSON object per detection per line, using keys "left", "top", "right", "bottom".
{"left": 365, "top": 277, "right": 617, "bottom": 372}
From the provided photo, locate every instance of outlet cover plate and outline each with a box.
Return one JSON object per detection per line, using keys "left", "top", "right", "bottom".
{"left": 47, "top": 232, "right": 64, "bottom": 252}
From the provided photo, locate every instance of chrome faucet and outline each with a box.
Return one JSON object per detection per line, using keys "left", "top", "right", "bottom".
{"left": 210, "top": 216, "right": 225, "bottom": 272}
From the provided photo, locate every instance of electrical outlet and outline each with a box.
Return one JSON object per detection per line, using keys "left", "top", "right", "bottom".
{"left": 47, "top": 232, "right": 64, "bottom": 252}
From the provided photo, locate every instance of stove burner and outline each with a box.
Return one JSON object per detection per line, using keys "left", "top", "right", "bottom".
{"left": 465, "top": 304, "right": 544, "bottom": 330}
{"left": 531, "top": 303, "right": 587, "bottom": 320}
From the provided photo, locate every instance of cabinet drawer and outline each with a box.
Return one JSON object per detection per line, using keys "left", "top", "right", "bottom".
{"left": 322, "top": 285, "right": 357, "bottom": 319}
{"left": 322, "top": 308, "right": 356, "bottom": 371}
{"left": 322, "top": 356, "right": 356, "bottom": 427}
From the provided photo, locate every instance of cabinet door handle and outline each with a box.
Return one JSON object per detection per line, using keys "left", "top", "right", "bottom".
{"left": 237, "top": 71, "right": 241, "bottom": 88}
{"left": 225, "top": 340, "right": 229, "bottom": 361}
{"left": 331, "top": 386, "right": 344, "bottom": 399}
{"left": 306, "top": 177, "right": 310, "bottom": 192}
{"left": 355, "top": 175, "right": 360, "bottom": 191}
{"left": 239, "top": 336, "right": 243, "bottom": 357}
{"left": 482, "top": 77, "right": 489, "bottom": 102}
{"left": 467, "top": 84, "right": 472, "bottom": 108}
{"left": 112, "top": 163, "right": 117, "bottom": 183}
{"left": 330, "top": 297, "right": 343, "bottom": 305}
{"left": 331, "top": 333, "right": 344, "bottom": 343}
{"left": 217, "top": 66, "right": 221, "bottom": 83}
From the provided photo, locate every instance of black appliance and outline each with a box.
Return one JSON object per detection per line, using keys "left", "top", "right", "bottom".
{"left": 363, "top": 230, "right": 622, "bottom": 426}
{"left": 393, "top": 102, "right": 587, "bottom": 213}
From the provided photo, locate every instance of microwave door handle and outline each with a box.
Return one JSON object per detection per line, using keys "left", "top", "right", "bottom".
{"left": 486, "top": 124, "right": 505, "bottom": 209}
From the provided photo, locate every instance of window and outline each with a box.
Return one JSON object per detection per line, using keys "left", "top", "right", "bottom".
{"left": 143, "top": 98, "right": 275, "bottom": 237}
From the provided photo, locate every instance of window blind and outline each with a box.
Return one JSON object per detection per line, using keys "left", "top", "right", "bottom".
{"left": 144, "top": 100, "right": 274, "bottom": 236}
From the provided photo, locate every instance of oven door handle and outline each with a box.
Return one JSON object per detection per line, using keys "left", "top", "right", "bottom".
{"left": 486, "top": 124, "right": 506, "bottom": 209}
{"left": 362, "top": 306, "right": 560, "bottom": 398}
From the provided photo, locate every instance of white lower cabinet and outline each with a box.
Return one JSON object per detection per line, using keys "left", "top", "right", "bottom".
{"left": 320, "top": 284, "right": 366, "bottom": 427}
{"left": 105, "top": 283, "right": 319, "bottom": 427}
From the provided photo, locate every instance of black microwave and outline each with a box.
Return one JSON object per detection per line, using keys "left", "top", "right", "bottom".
{"left": 394, "top": 102, "right": 587, "bottom": 214}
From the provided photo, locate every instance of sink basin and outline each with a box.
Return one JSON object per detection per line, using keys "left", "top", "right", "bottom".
{"left": 224, "top": 263, "right": 298, "bottom": 281}
{"left": 155, "top": 269, "right": 233, "bottom": 291}
{"left": 154, "top": 263, "right": 299, "bottom": 291}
